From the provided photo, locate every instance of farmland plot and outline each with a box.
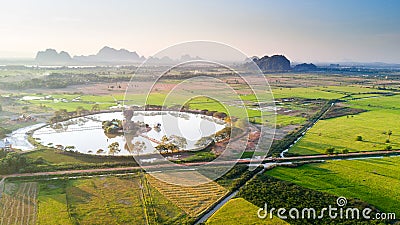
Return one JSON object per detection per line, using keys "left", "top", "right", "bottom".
{"left": 146, "top": 171, "right": 228, "bottom": 217}
{"left": 66, "top": 176, "right": 146, "bottom": 225}
{"left": 0, "top": 182, "right": 38, "bottom": 225}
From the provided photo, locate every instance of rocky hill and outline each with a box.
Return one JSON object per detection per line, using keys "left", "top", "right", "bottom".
{"left": 35, "top": 46, "right": 144, "bottom": 65}
{"left": 251, "top": 55, "right": 291, "bottom": 71}
{"left": 73, "top": 46, "right": 144, "bottom": 63}
{"left": 35, "top": 49, "right": 72, "bottom": 64}
{"left": 293, "top": 63, "right": 318, "bottom": 71}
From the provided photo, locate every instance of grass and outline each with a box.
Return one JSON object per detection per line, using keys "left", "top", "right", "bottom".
{"left": 66, "top": 176, "right": 146, "bottom": 224}
{"left": 266, "top": 157, "right": 400, "bottom": 215}
{"left": 276, "top": 114, "right": 307, "bottom": 127}
{"left": 206, "top": 198, "right": 288, "bottom": 225}
{"left": 272, "top": 87, "right": 345, "bottom": 99}
{"left": 26, "top": 99, "right": 115, "bottom": 112}
{"left": 21, "top": 93, "right": 129, "bottom": 112}
{"left": 271, "top": 85, "right": 392, "bottom": 100}
{"left": 290, "top": 94, "right": 400, "bottom": 155}
{"left": 144, "top": 176, "right": 187, "bottom": 224}
{"left": 290, "top": 109, "right": 400, "bottom": 155}
{"left": 37, "top": 180, "right": 72, "bottom": 225}
{"left": 24, "top": 148, "right": 135, "bottom": 165}
{"left": 17, "top": 88, "right": 311, "bottom": 127}
{"left": 347, "top": 94, "right": 400, "bottom": 111}
{"left": 187, "top": 96, "right": 263, "bottom": 120}
{"left": 315, "top": 85, "right": 390, "bottom": 95}
{"left": 11, "top": 174, "right": 190, "bottom": 225}
{"left": 24, "top": 92, "right": 278, "bottom": 125}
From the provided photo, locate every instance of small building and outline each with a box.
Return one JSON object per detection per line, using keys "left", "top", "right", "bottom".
{"left": 2, "top": 139, "right": 12, "bottom": 151}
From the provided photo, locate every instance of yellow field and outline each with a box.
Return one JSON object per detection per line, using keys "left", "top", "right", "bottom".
{"left": 207, "top": 198, "right": 288, "bottom": 225}
{"left": 146, "top": 171, "right": 228, "bottom": 217}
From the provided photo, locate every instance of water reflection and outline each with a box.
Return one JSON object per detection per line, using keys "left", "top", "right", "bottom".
{"left": 32, "top": 111, "right": 225, "bottom": 156}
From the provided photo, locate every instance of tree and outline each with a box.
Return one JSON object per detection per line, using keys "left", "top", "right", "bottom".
{"left": 108, "top": 142, "right": 120, "bottom": 155}
{"left": 325, "top": 147, "right": 335, "bottom": 155}
{"left": 75, "top": 106, "right": 84, "bottom": 116}
{"left": 234, "top": 119, "right": 247, "bottom": 130}
{"left": 64, "top": 146, "right": 76, "bottom": 151}
{"left": 170, "top": 135, "right": 187, "bottom": 149}
{"left": 91, "top": 104, "right": 100, "bottom": 112}
{"left": 356, "top": 136, "right": 363, "bottom": 141}
{"left": 385, "top": 145, "right": 392, "bottom": 151}
{"left": 34, "top": 156, "right": 46, "bottom": 164}
{"left": 132, "top": 141, "right": 146, "bottom": 154}
{"left": 215, "top": 127, "right": 232, "bottom": 142}
{"left": 181, "top": 103, "right": 190, "bottom": 111}
{"left": 155, "top": 142, "right": 178, "bottom": 154}
{"left": 22, "top": 106, "right": 29, "bottom": 112}
{"left": 213, "top": 112, "right": 227, "bottom": 119}
{"left": 50, "top": 109, "right": 69, "bottom": 123}
{"left": 342, "top": 148, "right": 349, "bottom": 154}
{"left": 161, "top": 135, "right": 169, "bottom": 143}
{"left": 388, "top": 130, "right": 393, "bottom": 141}
{"left": 0, "top": 127, "right": 11, "bottom": 139}
{"left": 0, "top": 153, "right": 30, "bottom": 175}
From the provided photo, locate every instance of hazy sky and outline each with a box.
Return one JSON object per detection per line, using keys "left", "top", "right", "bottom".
{"left": 0, "top": 0, "right": 399, "bottom": 63}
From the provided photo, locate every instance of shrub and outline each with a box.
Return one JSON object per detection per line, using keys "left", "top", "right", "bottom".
{"left": 385, "top": 145, "right": 393, "bottom": 151}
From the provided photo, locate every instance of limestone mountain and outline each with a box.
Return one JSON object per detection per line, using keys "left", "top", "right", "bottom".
{"left": 35, "top": 49, "right": 72, "bottom": 64}
{"left": 251, "top": 55, "right": 291, "bottom": 71}
{"left": 35, "top": 46, "right": 144, "bottom": 65}
{"left": 73, "top": 46, "right": 143, "bottom": 63}
{"left": 293, "top": 63, "right": 318, "bottom": 71}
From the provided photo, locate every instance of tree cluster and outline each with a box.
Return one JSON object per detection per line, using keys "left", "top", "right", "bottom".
{"left": 238, "top": 173, "right": 388, "bottom": 225}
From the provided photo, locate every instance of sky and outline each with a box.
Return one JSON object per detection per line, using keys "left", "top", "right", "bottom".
{"left": 0, "top": 0, "right": 399, "bottom": 63}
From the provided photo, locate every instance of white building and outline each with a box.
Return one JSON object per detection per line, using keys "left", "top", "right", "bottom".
{"left": 0, "top": 139, "right": 12, "bottom": 151}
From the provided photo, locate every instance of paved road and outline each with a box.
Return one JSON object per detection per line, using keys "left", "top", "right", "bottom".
{"left": 2, "top": 149, "right": 399, "bottom": 180}
{"left": 280, "top": 102, "right": 335, "bottom": 158}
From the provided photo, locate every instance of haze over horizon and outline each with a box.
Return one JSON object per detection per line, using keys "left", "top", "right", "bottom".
{"left": 1, "top": 0, "right": 399, "bottom": 63}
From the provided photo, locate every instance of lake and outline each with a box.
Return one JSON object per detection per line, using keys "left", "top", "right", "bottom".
{"left": 31, "top": 111, "right": 226, "bottom": 156}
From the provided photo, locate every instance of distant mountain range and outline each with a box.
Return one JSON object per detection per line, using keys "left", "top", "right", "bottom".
{"left": 73, "top": 46, "right": 144, "bottom": 63}
{"left": 35, "top": 48, "right": 318, "bottom": 71}
{"left": 35, "top": 46, "right": 144, "bottom": 65}
{"left": 0, "top": 47, "right": 394, "bottom": 68}
{"left": 34, "top": 47, "right": 208, "bottom": 65}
